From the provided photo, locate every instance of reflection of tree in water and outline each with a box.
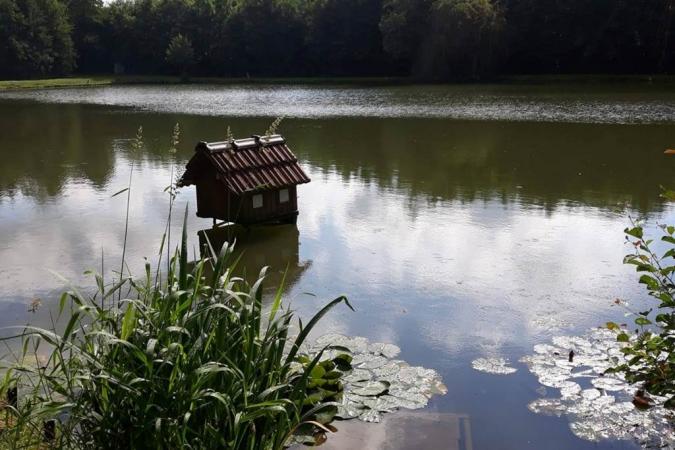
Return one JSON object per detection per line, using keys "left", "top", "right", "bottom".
{"left": 1, "top": 100, "right": 673, "bottom": 215}
{"left": 0, "top": 102, "right": 117, "bottom": 199}
{"left": 286, "top": 118, "right": 675, "bottom": 215}
{"left": 197, "top": 224, "right": 310, "bottom": 297}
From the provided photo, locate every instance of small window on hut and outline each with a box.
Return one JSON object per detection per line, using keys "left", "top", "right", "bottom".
{"left": 279, "top": 188, "right": 289, "bottom": 203}
{"left": 252, "top": 194, "right": 263, "bottom": 209}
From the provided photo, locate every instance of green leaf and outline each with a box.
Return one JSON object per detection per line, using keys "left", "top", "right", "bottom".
{"left": 179, "top": 205, "right": 188, "bottom": 289}
{"left": 310, "top": 365, "right": 326, "bottom": 379}
{"left": 606, "top": 321, "right": 620, "bottom": 331}
{"left": 268, "top": 265, "right": 288, "bottom": 324}
{"left": 332, "top": 354, "right": 352, "bottom": 371}
{"left": 635, "top": 317, "right": 652, "bottom": 326}
{"left": 617, "top": 333, "right": 630, "bottom": 342}
{"left": 625, "top": 226, "right": 643, "bottom": 239}
{"left": 314, "top": 405, "right": 338, "bottom": 424}
{"left": 121, "top": 303, "right": 137, "bottom": 340}
{"left": 323, "top": 370, "right": 342, "bottom": 380}
{"left": 665, "top": 396, "right": 675, "bottom": 409}
{"left": 285, "top": 296, "right": 354, "bottom": 365}
{"left": 639, "top": 274, "right": 659, "bottom": 290}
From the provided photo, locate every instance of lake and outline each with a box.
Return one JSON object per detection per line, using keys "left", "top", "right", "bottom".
{"left": 1, "top": 82, "right": 674, "bottom": 449}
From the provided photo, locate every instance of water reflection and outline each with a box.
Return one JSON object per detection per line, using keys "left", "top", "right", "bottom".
{"left": 320, "top": 412, "right": 473, "bottom": 450}
{"left": 197, "top": 223, "right": 310, "bottom": 292}
{"left": 0, "top": 100, "right": 673, "bottom": 214}
{"left": 0, "top": 88, "right": 673, "bottom": 449}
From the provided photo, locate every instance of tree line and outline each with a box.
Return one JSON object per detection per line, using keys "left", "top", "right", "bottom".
{"left": 1, "top": 0, "right": 673, "bottom": 81}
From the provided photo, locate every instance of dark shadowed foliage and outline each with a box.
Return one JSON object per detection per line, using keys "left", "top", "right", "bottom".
{"left": 1, "top": 0, "right": 674, "bottom": 80}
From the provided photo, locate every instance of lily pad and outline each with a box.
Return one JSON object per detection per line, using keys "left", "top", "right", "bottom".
{"left": 368, "top": 342, "right": 401, "bottom": 358}
{"left": 350, "top": 380, "right": 390, "bottom": 397}
{"left": 471, "top": 357, "right": 517, "bottom": 375}
{"left": 528, "top": 398, "right": 566, "bottom": 416}
{"left": 590, "top": 377, "right": 626, "bottom": 392}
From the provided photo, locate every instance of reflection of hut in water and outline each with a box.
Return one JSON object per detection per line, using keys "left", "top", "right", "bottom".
{"left": 197, "top": 224, "right": 310, "bottom": 290}
{"left": 179, "top": 135, "right": 310, "bottom": 225}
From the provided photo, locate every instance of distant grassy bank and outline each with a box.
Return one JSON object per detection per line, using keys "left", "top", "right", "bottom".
{"left": 0, "top": 75, "right": 407, "bottom": 90}
{"left": 1, "top": 74, "right": 675, "bottom": 91}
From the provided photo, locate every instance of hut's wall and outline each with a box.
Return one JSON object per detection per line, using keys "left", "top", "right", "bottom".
{"left": 196, "top": 176, "right": 298, "bottom": 224}
{"left": 196, "top": 178, "right": 242, "bottom": 221}
{"left": 237, "top": 186, "right": 298, "bottom": 224}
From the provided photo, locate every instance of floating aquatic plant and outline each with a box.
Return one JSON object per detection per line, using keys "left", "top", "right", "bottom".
{"left": 300, "top": 334, "right": 447, "bottom": 424}
{"left": 522, "top": 328, "right": 675, "bottom": 448}
{"left": 471, "top": 357, "right": 518, "bottom": 375}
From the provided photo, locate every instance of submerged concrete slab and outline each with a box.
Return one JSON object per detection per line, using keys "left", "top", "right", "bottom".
{"left": 319, "top": 411, "right": 473, "bottom": 450}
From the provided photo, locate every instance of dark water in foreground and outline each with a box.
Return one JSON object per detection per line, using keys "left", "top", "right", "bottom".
{"left": 1, "top": 83, "right": 675, "bottom": 449}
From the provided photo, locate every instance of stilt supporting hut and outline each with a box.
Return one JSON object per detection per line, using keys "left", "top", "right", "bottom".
{"left": 179, "top": 134, "right": 310, "bottom": 225}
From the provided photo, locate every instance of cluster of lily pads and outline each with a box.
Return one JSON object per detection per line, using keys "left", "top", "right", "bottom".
{"left": 520, "top": 328, "right": 675, "bottom": 447}
{"left": 300, "top": 334, "right": 447, "bottom": 424}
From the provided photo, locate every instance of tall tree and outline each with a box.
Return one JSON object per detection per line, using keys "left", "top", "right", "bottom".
{"left": 0, "top": 0, "right": 75, "bottom": 79}
{"left": 166, "top": 33, "right": 195, "bottom": 79}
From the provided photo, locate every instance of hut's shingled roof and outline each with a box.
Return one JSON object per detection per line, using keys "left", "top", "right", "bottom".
{"left": 180, "top": 135, "right": 310, "bottom": 195}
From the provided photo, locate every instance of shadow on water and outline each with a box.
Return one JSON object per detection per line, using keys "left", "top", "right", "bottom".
{"left": 197, "top": 223, "right": 311, "bottom": 296}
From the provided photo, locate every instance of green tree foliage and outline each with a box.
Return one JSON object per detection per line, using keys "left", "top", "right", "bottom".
{"left": 502, "top": 0, "right": 675, "bottom": 74}
{"left": 224, "top": 0, "right": 307, "bottom": 76}
{"left": 1, "top": 0, "right": 675, "bottom": 81}
{"left": 380, "top": 0, "right": 503, "bottom": 79}
{"left": 428, "top": 0, "right": 504, "bottom": 79}
{"left": 64, "top": 0, "right": 105, "bottom": 72}
{"left": 0, "top": 0, "right": 75, "bottom": 79}
{"left": 380, "top": 0, "right": 432, "bottom": 72}
{"left": 306, "top": 0, "right": 388, "bottom": 75}
{"left": 166, "top": 33, "right": 195, "bottom": 78}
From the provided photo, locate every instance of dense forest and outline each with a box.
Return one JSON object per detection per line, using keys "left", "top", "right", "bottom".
{"left": 0, "top": 0, "right": 674, "bottom": 80}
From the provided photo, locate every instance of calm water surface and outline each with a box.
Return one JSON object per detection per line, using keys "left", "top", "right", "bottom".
{"left": 1, "top": 83, "right": 675, "bottom": 449}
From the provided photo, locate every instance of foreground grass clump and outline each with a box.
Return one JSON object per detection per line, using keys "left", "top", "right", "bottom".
{"left": 0, "top": 209, "right": 351, "bottom": 449}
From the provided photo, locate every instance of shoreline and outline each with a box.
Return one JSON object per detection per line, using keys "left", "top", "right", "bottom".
{"left": 1, "top": 74, "right": 675, "bottom": 91}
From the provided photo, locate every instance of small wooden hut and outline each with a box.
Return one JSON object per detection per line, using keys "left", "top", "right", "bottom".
{"left": 179, "top": 134, "right": 310, "bottom": 225}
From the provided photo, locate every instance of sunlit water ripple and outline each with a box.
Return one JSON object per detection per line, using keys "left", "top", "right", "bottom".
{"left": 2, "top": 83, "right": 675, "bottom": 123}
